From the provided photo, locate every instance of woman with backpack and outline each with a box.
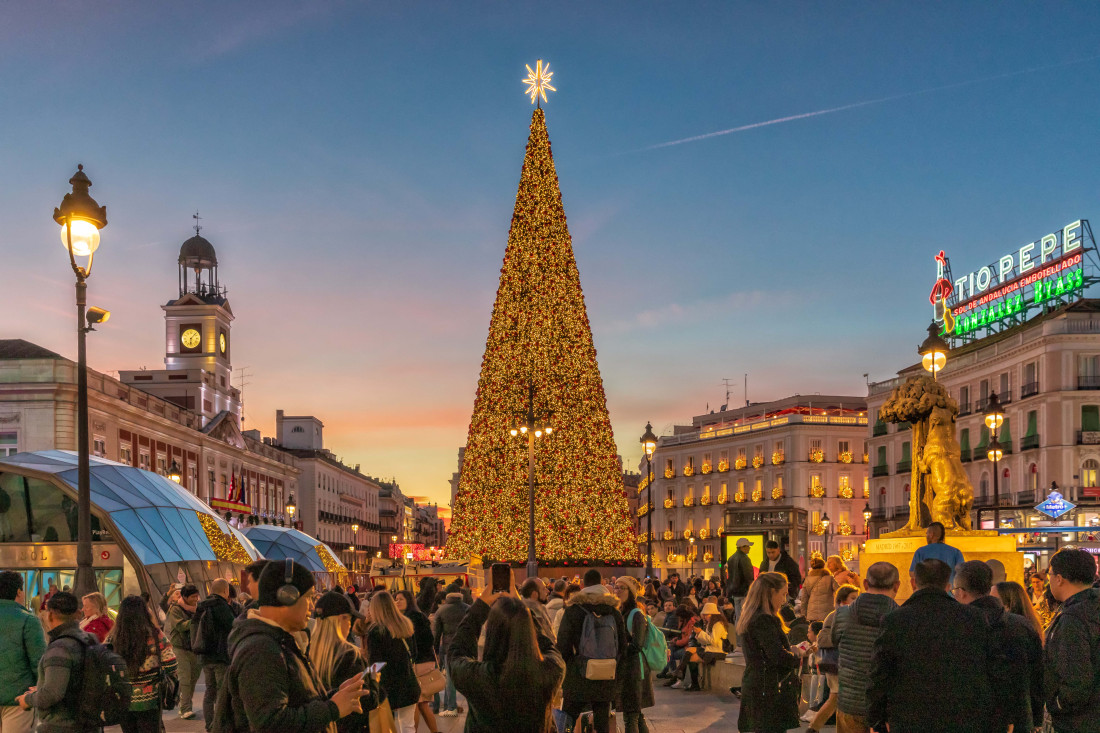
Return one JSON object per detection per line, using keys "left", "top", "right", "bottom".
{"left": 394, "top": 589, "right": 441, "bottom": 733}
{"left": 109, "top": 594, "right": 178, "bottom": 733}
{"left": 736, "top": 573, "right": 806, "bottom": 733}
{"left": 366, "top": 591, "right": 421, "bottom": 733}
{"left": 613, "top": 576, "right": 654, "bottom": 733}
{"left": 448, "top": 578, "right": 564, "bottom": 733}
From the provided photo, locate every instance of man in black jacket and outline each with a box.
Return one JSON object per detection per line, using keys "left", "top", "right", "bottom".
{"left": 1044, "top": 548, "right": 1100, "bottom": 733}
{"left": 726, "top": 538, "right": 755, "bottom": 614}
{"left": 215, "top": 560, "right": 367, "bottom": 732}
{"left": 868, "top": 559, "right": 994, "bottom": 733}
{"left": 759, "top": 540, "right": 802, "bottom": 601}
{"left": 556, "top": 569, "right": 628, "bottom": 733}
{"left": 954, "top": 560, "right": 1042, "bottom": 733}
{"left": 195, "top": 579, "right": 237, "bottom": 730}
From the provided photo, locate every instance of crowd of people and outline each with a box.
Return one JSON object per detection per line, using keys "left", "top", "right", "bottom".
{"left": 0, "top": 527, "right": 1097, "bottom": 733}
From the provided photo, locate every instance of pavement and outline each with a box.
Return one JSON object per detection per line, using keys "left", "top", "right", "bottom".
{"left": 145, "top": 675, "right": 835, "bottom": 733}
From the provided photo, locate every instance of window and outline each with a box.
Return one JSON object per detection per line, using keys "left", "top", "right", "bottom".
{"left": 959, "top": 385, "right": 970, "bottom": 406}
{"left": 810, "top": 438, "right": 822, "bottom": 451}
{"left": 0, "top": 432, "right": 18, "bottom": 457}
{"left": 979, "top": 473, "right": 989, "bottom": 497}
{"left": 1080, "top": 355, "right": 1100, "bottom": 377}
{"left": 737, "top": 447, "right": 746, "bottom": 461}
{"left": 665, "top": 458, "right": 674, "bottom": 473}
{"left": 1083, "top": 460, "right": 1100, "bottom": 489}
{"left": 864, "top": 476, "right": 870, "bottom": 498}
{"left": 1029, "top": 464, "right": 1038, "bottom": 492}
{"left": 810, "top": 472, "right": 822, "bottom": 489}
{"left": 156, "top": 455, "right": 167, "bottom": 475}
{"left": 92, "top": 437, "right": 106, "bottom": 458}
{"left": 775, "top": 475, "right": 783, "bottom": 495}
{"left": 1025, "top": 410, "right": 1038, "bottom": 436}
{"left": 1024, "top": 362, "right": 1037, "bottom": 387}
{"left": 1083, "top": 406, "right": 1100, "bottom": 432}
{"left": 839, "top": 474, "right": 850, "bottom": 490}
{"left": 685, "top": 456, "right": 695, "bottom": 472}
{"left": 900, "top": 442, "right": 911, "bottom": 461}
{"left": 960, "top": 428, "right": 970, "bottom": 451}
{"left": 0, "top": 473, "right": 107, "bottom": 543}
{"left": 838, "top": 440, "right": 849, "bottom": 455}
{"left": 1000, "top": 372, "right": 1010, "bottom": 397}
{"left": 119, "top": 444, "right": 132, "bottom": 465}
{"left": 876, "top": 446, "right": 887, "bottom": 466}
{"left": 292, "top": 426, "right": 305, "bottom": 433}
{"left": 979, "top": 379, "right": 990, "bottom": 402}
{"left": 208, "top": 470, "right": 216, "bottom": 499}
{"left": 139, "top": 452, "right": 150, "bottom": 470}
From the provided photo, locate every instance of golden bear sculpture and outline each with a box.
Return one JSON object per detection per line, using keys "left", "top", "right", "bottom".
{"left": 917, "top": 405, "right": 974, "bottom": 530}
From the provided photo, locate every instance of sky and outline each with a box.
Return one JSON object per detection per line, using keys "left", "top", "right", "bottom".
{"left": 3, "top": 2, "right": 1100, "bottom": 508}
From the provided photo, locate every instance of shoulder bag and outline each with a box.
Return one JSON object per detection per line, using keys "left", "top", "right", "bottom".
{"left": 155, "top": 634, "right": 181, "bottom": 710}
{"left": 404, "top": 638, "right": 446, "bottom": 697}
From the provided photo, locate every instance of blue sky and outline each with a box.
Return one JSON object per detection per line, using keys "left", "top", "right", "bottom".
{"left": 3, "top": 2, "right": 1100, "bottom": 507}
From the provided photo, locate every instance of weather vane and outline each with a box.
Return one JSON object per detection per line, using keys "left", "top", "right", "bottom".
{"left": 523, "top": 59, "right": 556, "bottom": 105}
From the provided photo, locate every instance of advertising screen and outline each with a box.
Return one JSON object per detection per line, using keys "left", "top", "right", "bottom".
{"left": 723, "top": 533, "right": 766, "bottom": 576}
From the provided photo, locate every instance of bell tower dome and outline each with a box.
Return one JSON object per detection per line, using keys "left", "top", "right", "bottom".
{"left": 121, "top": 213, "right": 239, "bottom": 425}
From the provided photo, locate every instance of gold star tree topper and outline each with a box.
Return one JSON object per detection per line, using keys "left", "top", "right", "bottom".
{"left": 523, "top": 59, "right": 556, "bottom": 104}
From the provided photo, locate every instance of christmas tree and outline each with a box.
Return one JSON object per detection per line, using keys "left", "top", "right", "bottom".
{"left": 446, "top": 107, "right": 639, "bottom": 565}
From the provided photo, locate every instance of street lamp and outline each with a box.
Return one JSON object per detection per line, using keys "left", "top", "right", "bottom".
{"left": 507, "top": 383, "right": 554, "bottom": 580}
{"left": 285, "top": 494, "right": 296, "bottom": 528}
{"left": 640, "top": 422, "right": 658, "bottom": 579}
{"left": 984, "top": 392, "right": 1005, "bottom": 527}
{"left": 821, "top": 512, "right": 832, "bottom": 556}
{"left": 167, "top": 460, "right": 182, "bottom": 484}
{"left": 351, "top": 522, "right": 359, "bottom": 572}
{"left": 862, "top": 502, "right": 872, "bottom": 537}
{"left": 54, "top": 165, "right": 108, "bottom": 598}
{"left": 688, "top": 536, "right": 696, "bottom": 577}
{"left": 918, "top": 322, "right": 949, "bottom": 381}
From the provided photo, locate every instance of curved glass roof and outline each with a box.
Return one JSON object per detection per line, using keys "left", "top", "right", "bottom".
{"left": 0, "top": 451, "right": 260, "bottom": 567}
{"left": 243, "top": 525, "right": 345, "bottom": 574}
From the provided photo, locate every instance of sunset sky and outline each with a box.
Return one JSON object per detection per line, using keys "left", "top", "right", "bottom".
{"left": 3, "top": 3, "right": 1100, "bottom": 507}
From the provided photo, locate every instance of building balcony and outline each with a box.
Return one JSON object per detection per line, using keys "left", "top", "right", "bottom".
{"left": 976, "top": 397, "right": 990, "bottom": 412}
{"left": 1021, "top": 382, "right": 1040, "bottom": 399}
{"left": 872, "top": 424, "right": 887, "bottom": 437}
{"left": 1078, "top": 430, "right": 1100, "bottom": 445}
{"left": 957, "top": 401, "right": 971, "bottom": 417}
{"left": 871, "top": 506, "right": 886, "bottom": 519}
{"left": 896, "top": 460, "right": 912, "bottom": 473}
{"left": 1020, "top": 434, "right": 1040, "bottom": 451}
{"left": 872, "top": 465, "right": 889, "bottom": 477}
{"left": 960, "top": 448, "right": 971, "bottom": 462}
{"left": 1079, "top": 376, "right": 1100, "bottom": 390}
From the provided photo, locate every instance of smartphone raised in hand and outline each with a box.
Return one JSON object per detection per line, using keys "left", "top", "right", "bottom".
{"left": 491, "top": 563, "right": 512, "bottom": 593}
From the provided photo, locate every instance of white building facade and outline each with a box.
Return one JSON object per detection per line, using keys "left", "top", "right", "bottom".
{"left": 644, "top": 395, "right": 869, "bottom": 579}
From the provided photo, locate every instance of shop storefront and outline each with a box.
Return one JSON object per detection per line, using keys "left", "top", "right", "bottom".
{"left": 0, "top": 451, "right": 261, "bottom": 607}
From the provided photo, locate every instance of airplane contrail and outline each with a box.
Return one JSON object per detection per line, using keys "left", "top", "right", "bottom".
{"left": 646, "top": 53, "right": 1100, "bottom": 151}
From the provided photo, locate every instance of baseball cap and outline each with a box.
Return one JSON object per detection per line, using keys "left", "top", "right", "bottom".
{"left": 314, "top": 591, "right": 364, "bottom": 620}
{"left": 736, "top": 538, "right": 753, "bottom": 548}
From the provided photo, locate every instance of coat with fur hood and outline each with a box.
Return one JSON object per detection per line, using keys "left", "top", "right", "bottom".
{"left": 556, "top": 587, "right": 629, "bottom": 703}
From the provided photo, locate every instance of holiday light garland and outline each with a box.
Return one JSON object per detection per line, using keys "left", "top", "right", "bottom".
{"left": 197, "top": 512, "right": 253, "bottom": 565}
{"left": 445, "top": 109, "right": 638, "bottom": 565}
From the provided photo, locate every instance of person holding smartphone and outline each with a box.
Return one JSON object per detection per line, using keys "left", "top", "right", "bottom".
{"left": 448, "top": 567, "right": 565, "bottom": 733}
{"left": 366, "top": 592, "right": 421, "bottom": 733}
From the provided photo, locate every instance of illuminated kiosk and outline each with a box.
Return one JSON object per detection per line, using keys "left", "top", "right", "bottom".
{"left": 722, "top": 506, "right": 809, "bottom": 577}
{"left": 0, "top": 450, "right": 260, "bottom": 608}
{"left": 243, "top": 524, "right": 347, "bottom": 590}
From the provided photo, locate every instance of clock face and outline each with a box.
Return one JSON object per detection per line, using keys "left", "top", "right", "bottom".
{"left": 219, "top": 333, "right": 227, "bottom": 354}
{"left": 181, "top": 328, "right": 202, "bottom": 350}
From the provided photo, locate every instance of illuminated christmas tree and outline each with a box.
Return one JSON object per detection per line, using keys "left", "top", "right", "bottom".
{"left": 446, "top": 105, "right": 639, "bottom": 565}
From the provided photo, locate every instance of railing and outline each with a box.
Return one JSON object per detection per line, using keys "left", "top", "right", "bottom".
{"left": 872, "top": 423, "right": 888, "bottom": 437}
{"left": 1021, "top": 434, "right": 1040, "bottom": 450}
{"left": 960, "top": 448, "right": 971, "bottom": 462}
{"left": 976, "top": 397, "right": 990, "bottom": 411}
{"left": 999, "top": 390, "right": 1013, "bottom": 405}
{"left": 871, "top": 507, "right": 886, "bottom": 519}
{"left": 957, "top": 401, "right": 971, "bottom": 416}
{"left": 896, "top": 460, "right": 912, "bottom": 473}
{"left": 1078, "top": 430, "right": 1100, "bottom": 445}
{"left": 1079, "top": 376, "right": 1100, "bottom": 390}
{"left": 657, "top": 413, "right": 869, "bottom": 446}
{"left": 1021, "top": 382, "right": 1040, "bottom": 399}
{"left": 872, "top": 465, "right": 889, "bottom": 477}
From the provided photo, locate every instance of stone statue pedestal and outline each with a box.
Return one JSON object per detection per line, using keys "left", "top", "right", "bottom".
{"left": 859, "top": 532, "right": 1023, "bottom": 604}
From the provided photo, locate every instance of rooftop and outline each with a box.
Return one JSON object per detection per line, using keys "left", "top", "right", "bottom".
{"left": 0, "top": 339, "right": 63, "bottom": 360}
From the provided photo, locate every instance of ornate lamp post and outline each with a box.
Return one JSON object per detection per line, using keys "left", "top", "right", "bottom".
{"left": 285, "top": 494, "right": 296, "bottom": 528}
{"left": 54, "top": 165, "right": 108, "bottom": 598}
{"left": 167, "top": 460, "right": 182, "bottom": 484}
{"left": 985, "top": 392, "right": 1005, "bottom": 527}
{"left": 507, "top": 384, "right": 553, "bottom": 579}
{"left": 821, "top": 512, "right": 832, "bottom": 557}
{"left": 688, "top": 536, "right": 696, "bottom": 577}
{"left": 351, "top": 522, "right": 359, "bottom": 572}
{"left": 640, "top": 422, "right": 658, "bottom": 579}
{"left": 862, "top": 502, "right": 873, "bottom": 538}
{"left": 919, "top": 322, "right": 950, "bottom": 381}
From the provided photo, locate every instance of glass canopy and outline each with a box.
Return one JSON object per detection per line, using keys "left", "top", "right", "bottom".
{"left": 244, "top": 525, "right": 345, "bottom": 575}
{"left": 0, "top": 450, "right": 260, "bottom": 568}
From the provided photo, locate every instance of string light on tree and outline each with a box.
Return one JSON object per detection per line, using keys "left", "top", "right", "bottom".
{"left": 446, "top": 64, "right": 637, "bottom": 566}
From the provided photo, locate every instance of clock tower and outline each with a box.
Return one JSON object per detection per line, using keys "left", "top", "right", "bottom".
{"left": 120, "top": 216, "right": 241, "bottom": 424}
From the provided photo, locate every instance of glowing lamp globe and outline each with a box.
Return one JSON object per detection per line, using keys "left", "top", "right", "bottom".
{"left": 984, "top": 392, "right": 1004, "bottom": 431}
{"left": 918, "top": 322, "right": 949, "bottom": 376}
{"left": 60, "top": 218, "right": 101, "bottom": 257}
{"left": 987, "top": 439, "right": 1003, "bottom": 462}
{"left": 640, "top": 421, "right": 658, "bottom": 458}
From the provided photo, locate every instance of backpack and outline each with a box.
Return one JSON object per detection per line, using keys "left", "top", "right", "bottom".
{"left": 577, "top": 608, "right": 619, "bottom": 680}
{"left": 190, "top": 605, "right": 214, "bottom": 655}
{"left": 627, "top": 608, "right": 669, "bottom": 673}
{"left": 74, "top": 636, "right": 131, "bottom": 728}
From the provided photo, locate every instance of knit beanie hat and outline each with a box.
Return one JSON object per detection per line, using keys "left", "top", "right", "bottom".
{"left": 257, "top": 559, "right": 315, "bottom": 606}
